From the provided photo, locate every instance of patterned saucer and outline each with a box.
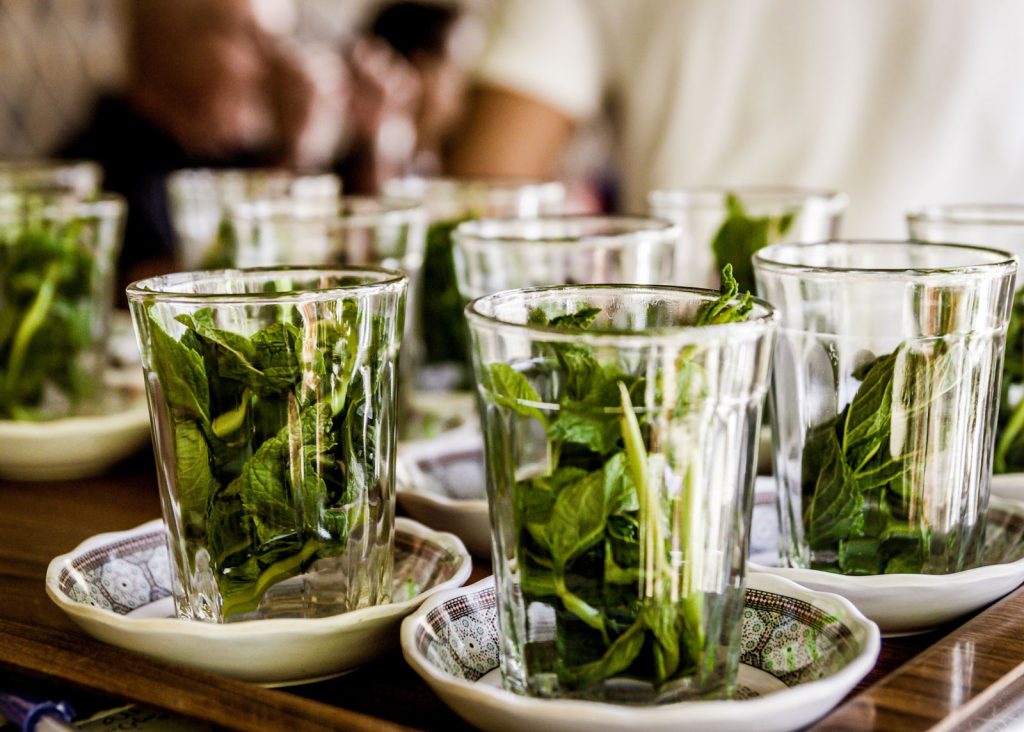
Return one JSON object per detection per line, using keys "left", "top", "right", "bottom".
{"left": 46, "top": 517, "right": 471, "bottom": 685}
{"left": 396, "top": 427, "right": 491, "bottom": 557}
{"left": 749, "top": 489, "right": 1024, "bottom": 635}
{"left": 401, "top": 575, "right": 879, "bottom": 732}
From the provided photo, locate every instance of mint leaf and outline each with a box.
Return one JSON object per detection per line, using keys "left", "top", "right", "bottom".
{"left": 148, "top": 315, "right": 210, "bottom": 422}
{"left": 486, "top": 363, "right": 548, "bottom": 426}
{"left": 710, "top": 192, "right": 794, "bottom": 293}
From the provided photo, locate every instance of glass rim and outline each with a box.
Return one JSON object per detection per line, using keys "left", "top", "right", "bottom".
{"left": 383, "top": 174, "right": 565, "bottom": 196}
{"left": 0, "top": 190, "right": 125, "bottom": 220}
{"left": 907, "top": 203, "right": 1024, "bottom": 228}
{"left": 230, "top": 195, "right": 423, "bottom": 227}
{"left": 452, "top": 214, "right": 680, "bottom": 251}
{"left": 648, "top": 185, "right": 845, "bottom": 211}
{"left": 166, "top": 168, "right": 340, "bottom": 195}
{"left": 752, "top": 240, "right": 1018, "bottom": 281}
{"left": 465, "top": 283, "right": 777, "bottom": 345}
{"left": 126, "top": 265, "right": 407, "bottom": 305}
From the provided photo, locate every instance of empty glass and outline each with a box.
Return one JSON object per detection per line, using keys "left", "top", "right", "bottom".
{"left": 755, "top": 241, "right": 1016, "bottom": 575}
{"left": 0, "top": 191, "right": 124, "bottom": 420}
{"left": 908, "top": 205, "right": 1024, "bottom": 473}
{"left": 452, "top": 215, "right": 681, "bottom": 300}
{"left": 648, "top": 187, "right": 845, "bottom": 291}
{"left": 127, "top": 267, "right": 407, "bottom": 622}
{"left": 469, "top": 284, "right": 777, "bottom": 702}
{"left": 167, "top": 169, "right": 340, "bottom": 269}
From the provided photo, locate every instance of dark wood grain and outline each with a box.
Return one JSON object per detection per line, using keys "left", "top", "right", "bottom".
{"left": 812, "top": 584, "right": 1024, "bottom": 730}
{"left": 0, "top": 618, "right": 406, "bottom": 732}
{"left": 1, "top": 449, "right": 1022, "bottom": 731}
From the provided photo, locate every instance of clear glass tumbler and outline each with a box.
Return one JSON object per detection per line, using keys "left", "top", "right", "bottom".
{"left": 468, "top": 284, "right": 777, "bottom": 702}
{"left": 383, "top": 176, "right": 565, "bottom": 386}
{"left": 0, "top": 191, "right": 124, "bottom": 420}
{"left": 0, "top": 159, "right": 102, "bottom": 197}
{"left": 127, "top": 266, "right": 407, "bottom": 622}
{"left": 452, "top": 215, "right": 681, "bottom": 301}
{"left": 167, "top": 168, "right": 341, "bottom": 269}
{"left": 648, "top": 187, "right": 845, "bottom": 292}
{"left": 909, "top": 205, "right": 1024, "bottom": 474}
{"left": 230, "top": 196, "right": 428, "bottom": 435}
{"left": 754, "top": 241, "right": 1016, "bottom": 575}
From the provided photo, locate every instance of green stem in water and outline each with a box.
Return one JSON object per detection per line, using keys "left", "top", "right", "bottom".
{"left": 219, "top": 538, "right": 319, "bottom": 618}
{"left": 995, "top": 395, "right": 1024, "bottom": 473}
{"left": 211, "top": 389, "right": 251, "bottom": 438}
{"left": 618, "top": 381, "right": 660, "bottom": 598}
{"left": 4, "top": 260, "right": 61, "bottom": 401}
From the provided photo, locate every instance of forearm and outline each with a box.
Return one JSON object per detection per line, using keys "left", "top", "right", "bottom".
{"left": 445, "top": 85, "right": 576, "bottom": 178}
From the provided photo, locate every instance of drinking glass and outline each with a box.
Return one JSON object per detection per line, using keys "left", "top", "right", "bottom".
{"left": 166, "top": 169, "right": 340, "bottom": 269}
{"left": 909, "top": 205, "right": 1024, "bottom": 473}
{"left": 648, "top": 187, "right": 845, "bottom": 291}
{"left": 127, "top": 266, "right": 407, "bottom": 623}
{"left": 468, "top": 284, "right": 777, "bottom": 702}
{"left": 0, "top": 159, "right": 102, "bottom": 197}
{"left": 383, "top": 176, "right": 565, "bottom": 387}
{"left": 452, "top": 215, "right": 681, "bottom": 300}
{"left": 0, "top": 191, "right": 124, "bottom": 420}
{"left": 754, "top": 241, "right": 1016, "bottom": 575}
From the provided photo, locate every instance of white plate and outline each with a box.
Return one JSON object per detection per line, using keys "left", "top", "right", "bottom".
{"left": 991, "top": 473, "right": 1024, "bottom": 502}
{"left": 749, "top": 497, "right": 1024, "bottom": 635}
{"left": 396, "top": 427, "right": 490, "bottom": 557}
{"left": 46, "top": 517, "right": 472, "bottom": 685}
{"left": 0, "top": 369, "right": 150, "bottom": 481}
{"left": 401, "top": 574, "right": 879, "bottom": 732}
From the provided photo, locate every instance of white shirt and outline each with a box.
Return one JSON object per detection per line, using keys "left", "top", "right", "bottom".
{"left": 475, "top": 0, "right": 1024, "bottom": 237}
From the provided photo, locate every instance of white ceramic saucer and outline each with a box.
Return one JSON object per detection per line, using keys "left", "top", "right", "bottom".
{"left": 0, "top": 368, "right": 150, "bottom": 481}
{"left": 991, "top": 473, "right": 1024, "bottom": 502}
{"left": 46, "top": 517, "right": 472, "bottom": 685}
{"left": 748, "top": 497, "right": 1024, "bottom": 635}
{"left": 401, "top": 574, "right": 879, "bottom": 732}
{"left": 396, "top": 427, "right": 490, "bottom": 557}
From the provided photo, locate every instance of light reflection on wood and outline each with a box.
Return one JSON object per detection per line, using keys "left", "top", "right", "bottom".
{"left": 812, "top": 585, "right": 1024, "bottom": 730}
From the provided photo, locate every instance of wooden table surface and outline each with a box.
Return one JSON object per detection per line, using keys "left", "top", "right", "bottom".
{"left": 1, "top": 449, "right": 1023, "bottom": 731}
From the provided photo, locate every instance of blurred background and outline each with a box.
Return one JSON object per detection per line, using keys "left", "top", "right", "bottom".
{"left": 2, "top": 0, "right": 1021, "bottom": 288}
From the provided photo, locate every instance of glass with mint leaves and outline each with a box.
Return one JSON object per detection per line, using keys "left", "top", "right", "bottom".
{"left": 755, "top": 241, "right": 1016, "bottom": 576}
{"left": 0, "top": 191, "right": 124, "bottom": 420}
{"left": 167, "top": 169, "right": 340, "bottom": 270}
{"left": 648, "top": 187, "right": 845, "bottom": 292}
{"left": 909, "top": 205, "right": 1024, "bottom": 474}
{"left": 127, "top": 266, "right": 407, "bottom": 623}
{"left": 383, "top": 176, "right": 565, "bottom": 389}
{"left": 467, "top": 275, "right": 777, "bottom": 703}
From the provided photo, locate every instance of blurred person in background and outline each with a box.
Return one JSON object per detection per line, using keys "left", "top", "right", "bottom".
{"left": 338, "top": 1, "right": 477, "bottom": 192}
{"left": 59, "top": 0, "right": 320, "bottom": 289}
{"left": 0, "top": 0, "right": 124, "bottom": 159}
{"left": 448, "top": 0, "right": 1024, "bottom": 236}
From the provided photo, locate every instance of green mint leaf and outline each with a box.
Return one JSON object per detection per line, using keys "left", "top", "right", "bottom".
{"left": 710, "top": 192, "right": 794, "bottom": 293}
{"left": 549, "top": 306, "right": 602, "bottom": 330}
{"left": 148, "top": 314, "right": 210, "bottom": 422}
{"left": 694, "top": 264, "right": 754, "bottom": 326}
{"left": 486, "top": 363, "right": 548, "bottom": 426}
{"left": 172, "top": 419, "right": 220, "bottom": 529}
